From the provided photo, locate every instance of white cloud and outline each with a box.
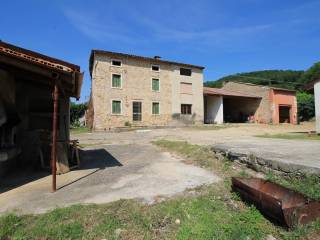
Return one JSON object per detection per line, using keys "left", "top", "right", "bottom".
{"left": 62, "top": 8, "right": 140, "bottom": 44}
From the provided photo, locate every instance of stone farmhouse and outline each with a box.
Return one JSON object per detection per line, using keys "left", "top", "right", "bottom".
{"left": 87, "top": 49, "right": 298, "bottom": 129}
{"left": 87, "top": 50, "right": 204, "bottom": 130}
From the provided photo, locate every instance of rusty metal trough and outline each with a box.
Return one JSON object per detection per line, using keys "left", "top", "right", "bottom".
{"left": 232, "top": 177, "right": 320, "bottom": 228}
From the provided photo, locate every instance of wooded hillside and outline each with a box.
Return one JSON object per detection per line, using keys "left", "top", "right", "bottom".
{"left": 204, "top": 62, "right": 320, "bottom": 91}
{"left": 204, "top": 62, "right": 320, "bottom": 121}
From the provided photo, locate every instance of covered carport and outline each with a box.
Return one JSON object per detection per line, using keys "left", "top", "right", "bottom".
{"left": 204, "top": 87, "right": 261, "bottom": 124}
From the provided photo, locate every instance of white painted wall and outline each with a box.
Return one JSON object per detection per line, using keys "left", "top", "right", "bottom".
{"left": 315, "top": 81, "right": 320, "bottom": 133}
{"left": 206, "top": 95, "right": 223, "bottom": 124}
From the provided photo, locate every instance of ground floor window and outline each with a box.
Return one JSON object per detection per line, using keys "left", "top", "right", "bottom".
{"left": 181, "top": 104, "right": 192, "bottom": 115}
{"left": 133, "top": 101, "right": 142, "bottom": 121}
{"left": 112, "top": 100, "right": 121, "bottom": 114}
{"left": 152, "top": 102, "right": 160, "bottom": 115}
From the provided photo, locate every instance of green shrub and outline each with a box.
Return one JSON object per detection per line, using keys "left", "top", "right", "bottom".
{"left": 70, "top": 102, "right": 87, "bottom": 126}
{"left": 297, "top": 92, "right": 315, "bottom": 121}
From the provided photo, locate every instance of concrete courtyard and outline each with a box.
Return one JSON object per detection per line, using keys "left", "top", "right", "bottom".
{"left": 0, "top": 122, "right": 319, "bottom": 214}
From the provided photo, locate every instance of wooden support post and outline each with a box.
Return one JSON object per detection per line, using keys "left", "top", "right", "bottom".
{"left": 51, "top": 81, "right": 59, "bottom": 192}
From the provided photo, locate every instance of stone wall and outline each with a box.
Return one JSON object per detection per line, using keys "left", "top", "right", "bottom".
{"left": 91, "top": 54, "right": 204, "bottom": 129}
{"left": 171, "top": 66, "right": 204, "bottom": 125}
{"left": 223, "top": 82, "right": 272, "bottom": 123}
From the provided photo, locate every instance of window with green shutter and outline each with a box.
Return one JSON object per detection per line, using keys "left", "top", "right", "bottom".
{"left": 112, "top": 74, "right": 122, "bottom": 88}
{"left": 112, "top": 100, "right": 121, "bottom": 114}
{"left": 152, "top": 78, "right": 160, "bottom": 92}
{"left": 152, "top": 102, "right": 160, "bottom": 115}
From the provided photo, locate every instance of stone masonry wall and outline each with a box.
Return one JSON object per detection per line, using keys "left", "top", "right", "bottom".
{"left": 91, "top": 55, "right": 173, "bottom": 129}
{"left": 223, "top": 82, "right": 272, "bottom": 123}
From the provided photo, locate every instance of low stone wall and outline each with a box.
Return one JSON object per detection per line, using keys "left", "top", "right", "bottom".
{"left": 212, "top": 147, "right": 320, "bottom": 176}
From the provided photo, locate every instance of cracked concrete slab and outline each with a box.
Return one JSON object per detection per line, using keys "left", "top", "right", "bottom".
{"left": 213, "top": 137, "right": 320, "bottom": 175}
{"left": 0, "top": 144, "right": 220, "bottom": 214}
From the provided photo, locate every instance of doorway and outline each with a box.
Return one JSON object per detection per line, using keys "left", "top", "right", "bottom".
{"left": 132, "top": 101, "right": 142, "bottom": 121}
{"left": 279, "top": 105, "right": 291, "bottom": 123}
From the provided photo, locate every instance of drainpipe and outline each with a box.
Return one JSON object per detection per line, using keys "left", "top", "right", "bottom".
{"left": 51, "top": 77, "right": 59, "bottom": 192}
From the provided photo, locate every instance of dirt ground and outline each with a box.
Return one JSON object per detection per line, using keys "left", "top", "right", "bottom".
{"left": 0, "top": 122, "right": 318, "bottom": 214}
{"left": 76, "top": 122, "right": 315, "bottom": 146}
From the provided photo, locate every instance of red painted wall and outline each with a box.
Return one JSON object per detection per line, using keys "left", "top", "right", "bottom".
{"left": 270, "top": 89, "right": 297, "bottom": 124}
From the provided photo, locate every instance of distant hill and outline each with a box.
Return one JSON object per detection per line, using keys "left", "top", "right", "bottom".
{"left": 204, "top": 70, "right": 305, "bottom": 90}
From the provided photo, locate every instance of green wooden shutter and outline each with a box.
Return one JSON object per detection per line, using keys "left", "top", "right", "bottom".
{"left": 112, "top": 74, "right": 121, "bottom": 88}
{"left": 152, "top": 79, "right": 159, "bottom": 91}
{"left": 112, "top": 101, "right": 121, "bottom": 114}
{"left": 152, "top": 103, "right": 159, "bottom": 115}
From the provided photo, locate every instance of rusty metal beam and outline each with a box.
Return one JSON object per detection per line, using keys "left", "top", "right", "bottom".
{"left": 51, "top": 80, "right": 59, "bottom": 192}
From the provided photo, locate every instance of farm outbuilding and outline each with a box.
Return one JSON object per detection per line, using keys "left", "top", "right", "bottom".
{"left": 204, "top": 82, "right": 298, "bottom": 124}
{"left": 204, "top": 87, "right": 261, "bottom": 124}
{"left": 0, "top": 41, "right": 83, "bottom": 190}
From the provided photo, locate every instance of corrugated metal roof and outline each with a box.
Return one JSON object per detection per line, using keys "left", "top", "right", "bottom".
{"left": 203, "top": 87, "right": 261, "bottom": 98}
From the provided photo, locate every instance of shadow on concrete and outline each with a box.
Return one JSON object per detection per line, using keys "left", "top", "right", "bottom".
{"left": 79, "top": 148, "right": 122, "bottom": 169}
{"left": 0, "top": 148, "right": 122, "bottom": 194}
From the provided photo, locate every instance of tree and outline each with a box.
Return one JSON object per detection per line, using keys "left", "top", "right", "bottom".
{"left": 300, "top": 62, "right": 320, "bottom": 84}
{"left": 297, "top": 92, "right": 315, "bottom": 121}
{"left": 70, "top": 102, "right": 87, "bottom": 126}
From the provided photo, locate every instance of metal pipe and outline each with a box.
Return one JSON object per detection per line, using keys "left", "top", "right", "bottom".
{"left": 51, "top": 80, "right": 59, "bottom": 192}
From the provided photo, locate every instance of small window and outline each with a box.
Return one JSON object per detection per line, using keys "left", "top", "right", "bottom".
{"left": 152, "top": 65, "right": 160, "bottom": 71}
{"left": 152, "top": 78, "right": 160, "bottom": 92}
{"left": 152, "top": 102, "right": 160, "bottom": 115}
{"left": 111, "top": 60, "right": 122, "bottom": 66}
{"left": 112, "top": 100, "right": 121, "bottom": 114}
{"left": 180, "top": 68, "right": 192, "bottom": 76}
{"left": 112, "top": 74, "right": 122, "bottom": 88}
{"left": 181, "top": 104, "right": 192, "bottom": 115}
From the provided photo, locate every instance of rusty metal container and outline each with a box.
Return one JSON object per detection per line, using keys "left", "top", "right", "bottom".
{"left": 232, "top": 177, "right": 320, "bottom": 228}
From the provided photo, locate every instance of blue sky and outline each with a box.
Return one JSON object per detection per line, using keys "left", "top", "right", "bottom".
{"left": 1, "top": 0, "right": 320, "bottom": 102}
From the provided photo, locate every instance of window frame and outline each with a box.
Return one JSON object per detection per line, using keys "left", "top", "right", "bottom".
{"left": 111, "top": 73, "right": 122, "bottom": 89}
{"left": 111, "top": 59, "right": 122, "bottom": 67}
{"left": 132, "top": 101, "right": 142, "bottom": 122}
{"left": 111, "top": 99, "right": 122, "bottom": 115}
{"left": 151, "top": 78, "right": 160, "bottom": 92}
{"left": 180, "top": 68, "right": 192, "bottom": 76}
{"left": 181, "top": 104, "right": 192, "bottom": 115}
{"left": 152, "top": 102, "right": 160, "bottom": 115}
{"left": 151, "top": 64, "right": 160, "bottom": 72}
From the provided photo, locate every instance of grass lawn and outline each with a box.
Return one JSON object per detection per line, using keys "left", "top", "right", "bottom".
{"left": 70, "top": 127, "right": 91, "bottom": 135}
{"left": 1, "top": 140, "right": 319, "bottom": 240}
{"left": 256, "top": 132, "right": 320, "bottom": 141}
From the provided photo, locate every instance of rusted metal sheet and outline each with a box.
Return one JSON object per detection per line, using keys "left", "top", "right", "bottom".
{"left": 232, "top": 177, "right": 320, "bottom": 228}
